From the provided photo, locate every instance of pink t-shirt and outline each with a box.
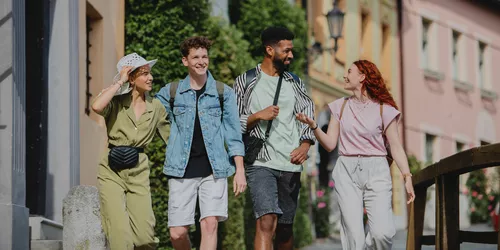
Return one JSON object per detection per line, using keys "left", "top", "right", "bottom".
{"left": 328, "top": 97, "right": 401, "bottom": 156}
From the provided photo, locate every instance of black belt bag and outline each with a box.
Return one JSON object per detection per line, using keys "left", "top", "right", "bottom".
{"left": 108, "top": 144, "right": 144, "bottom": 171}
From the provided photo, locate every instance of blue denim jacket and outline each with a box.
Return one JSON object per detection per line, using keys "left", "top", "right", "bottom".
{"left": 155, "top": 72, "right": 245, "bottom": 178}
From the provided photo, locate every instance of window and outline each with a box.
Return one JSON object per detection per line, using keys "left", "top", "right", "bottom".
{"left": 456, "top": 141, "right": 465, "bottom": 152}
{"left": 360, "top": 12, "right": 370, "bottom": 59}
{"left": 85, "top": 16, "right": 93, "bottom": 115}
{"left": 452, "top": 30, "right": 461, "bottom": 80}
{"left": 478, "top": 42, "right": 486, "bottom": 89}
{"left": 425, "top": 134, "right": 436, "bottom": 165}
{"left": 421, "top": 19, "right": 431, "bottom": 68}
{"left": 85, "top": 2, "right": 103, "bottom": 120}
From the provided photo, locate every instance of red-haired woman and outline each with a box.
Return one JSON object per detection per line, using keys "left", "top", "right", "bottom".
{"left": 297, "top": 60, "right": 415, "bottom": 250}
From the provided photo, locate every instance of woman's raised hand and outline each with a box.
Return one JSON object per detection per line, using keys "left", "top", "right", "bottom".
{"left": 296, "top": 113, "right": 315, "bottom": 128}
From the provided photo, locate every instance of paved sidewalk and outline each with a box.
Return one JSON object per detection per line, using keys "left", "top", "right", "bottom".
{"left": 303, "top": 224, "right": 497, "bottom": 250}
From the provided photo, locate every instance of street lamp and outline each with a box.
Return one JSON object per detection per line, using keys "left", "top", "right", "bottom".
{"left": 325, "top": 0, "right": 344, "bottom": 53}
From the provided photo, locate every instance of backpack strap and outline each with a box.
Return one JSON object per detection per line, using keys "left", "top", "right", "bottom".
{"left": 380, "top": 102, "right": 384, "bottom": 132}
{"left": 169, "top": 81, "right": 180, "bottom": 114}
{"left": 339, "top": 97, "right": 349, "bottom": 120}
{"left": 245, "top": 68, "right": 257, "bottom": 89}
{"left": 288, "top": 72, "right": 300, "bottom": 83}
{"left": 216, "top": 81, "right": 225, "bottom": 118}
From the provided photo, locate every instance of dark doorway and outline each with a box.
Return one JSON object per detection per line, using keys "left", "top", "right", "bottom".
{"left": 25, "top": 0, "right": 50, "bottom": 216}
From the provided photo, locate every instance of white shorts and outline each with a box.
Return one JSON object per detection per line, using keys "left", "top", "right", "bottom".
{"left": 167, "top": 175, "right": 228, "bottom": 227}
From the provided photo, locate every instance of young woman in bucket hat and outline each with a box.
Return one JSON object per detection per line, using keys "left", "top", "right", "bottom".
{"left": 297, "top": 60, "right": 415, "bottom": 250}
{"left": 92, "top": 53, "right": 170, "bottom": 250}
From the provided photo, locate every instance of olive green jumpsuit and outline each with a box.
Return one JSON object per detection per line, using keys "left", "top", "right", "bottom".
{"left": 95, "top": 93, "right": 170, "bottom": 250}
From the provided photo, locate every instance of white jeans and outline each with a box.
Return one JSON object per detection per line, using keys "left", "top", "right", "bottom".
{"left": 332, "top": 156, "right": 395, "bottom": 250}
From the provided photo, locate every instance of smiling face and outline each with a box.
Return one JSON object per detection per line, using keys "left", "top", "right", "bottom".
{"left": 343, "top": 64, "right": 365, "bottom": 91}
{"left": 264, "top": 40, "right": 294, "bottom": 72}
{"left": 130, "top": 65, "right": 153, "bottom": 92}
{"left": 182, "top": 47, "right": 209, "bottom": 77}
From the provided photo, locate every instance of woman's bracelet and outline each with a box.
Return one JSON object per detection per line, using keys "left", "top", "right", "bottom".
{"left": 402, "top": 173, "right": 412, "bottom": 180}
{"left": 310, "top": 123, "right": 318, "bottom": 130}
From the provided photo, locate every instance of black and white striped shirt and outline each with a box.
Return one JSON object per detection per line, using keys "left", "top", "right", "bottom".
{"left": 234, "top": 64, "right": 316, "bottom": 161}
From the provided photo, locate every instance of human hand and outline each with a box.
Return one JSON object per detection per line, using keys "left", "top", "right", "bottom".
{"left": 233, "top": 170, "right": 247, "bottom": 197}
{"left": 257, "top": 105, "right": 279, "bottom": 121}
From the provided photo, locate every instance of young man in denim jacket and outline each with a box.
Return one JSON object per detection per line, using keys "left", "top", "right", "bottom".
{"left": 156, "top": 36, "right": 247, "bottom": 250}
{"left": 234, "top": 27, "right": 316, "bottom": 250}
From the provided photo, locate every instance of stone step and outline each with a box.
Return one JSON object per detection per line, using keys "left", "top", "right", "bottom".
{"left": 29, "top": 216, "right": 63, "bottom": 240}
{"left": 30, "top": 240, "right": 62, "bottom": 250}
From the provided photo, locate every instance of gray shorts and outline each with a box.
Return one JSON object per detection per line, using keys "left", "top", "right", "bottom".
{"left": 246, "top": 165, "right": 301, "bottom": 224}
{"left": 167, "top": 175, "right": 228, "bottom": 227}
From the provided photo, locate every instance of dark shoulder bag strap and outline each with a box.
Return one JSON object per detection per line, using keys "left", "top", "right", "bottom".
{"left": 216, "top": 81, "right": 225, "bottom": 120}
{"left": 380, "top": 102, "right": 385, "bottom": 132}
{"left": 169, "top": 81, "right": 180, "bottom": 120}
{"left": 339, "top": 97, "right": 349, "bottom": 120}
{"left": 264, "top": 73, "right": 284, "bottom": 140}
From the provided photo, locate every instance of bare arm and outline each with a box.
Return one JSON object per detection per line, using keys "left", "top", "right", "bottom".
{"left": 246, "top": 113, "right": 261, "bottom": 130}
{"left": 232, "top": 156, "right": 247, "bottom": 196}
{"left": 91, "top": 83, "right": 122, "bottom": 114}
{"left": 385, "top": 120, "right": 416, "bottom": 203}
{"left": 91, "top": 66, "right": 133, "bottom": 114}
{"left": 296, "top": 113, "right": 340, "bottom": 152}
{"left": 385, "top": 121, "right": 410, "bottom": 176}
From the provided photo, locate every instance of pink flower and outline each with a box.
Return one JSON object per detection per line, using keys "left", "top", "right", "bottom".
{"left": 363, "top": 208, "right": 367, "bottom": 214}
{"left": 489, "top": 196, "right": 495, "bottom": 201}
{"left": 478, "top": 194, "right": 483, "bottom": 200}
{"left": 472, "top": 191, "right": 478, "bottom": 197}
{"left": 490, "top": 211, "right": 495, "bottom": 217}
{"left": 316, "top": 190, "right": 325, "bottom": 198}
{"left": 471, "top": 207, "right": 476, "bottom": 212}
{"left": 488, "top": 205, "right": 493, "bottom": 210}
{"left": 462, "top": 187, "right": 469, "bottom": 195}
{"left": 329, "top": 180, "right": 335, "bottom": 188}
{"left": 317, "top": 202, "right": 326, "bottom": 209}
{"left": 482, "top": 168, "right": 488, "bottom": 174}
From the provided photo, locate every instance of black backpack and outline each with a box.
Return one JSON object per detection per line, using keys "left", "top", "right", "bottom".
{"left": 168, "top": 81, "right": 225, "bottom": 120}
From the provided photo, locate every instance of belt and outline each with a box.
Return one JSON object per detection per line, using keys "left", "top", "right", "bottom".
{"left": 339, "top": 154, "right": 385, "bottom": 157}
{"left": 108, "top": 143, "right": 145, "bottom": 153}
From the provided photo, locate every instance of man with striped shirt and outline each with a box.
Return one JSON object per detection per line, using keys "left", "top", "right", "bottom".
{"left": 233, "top": 27, "right": 316, "bottom": 250}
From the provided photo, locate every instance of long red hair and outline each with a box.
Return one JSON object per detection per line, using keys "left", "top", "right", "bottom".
{"left": 353, "top": 60, "right": 398, "bottom": 110}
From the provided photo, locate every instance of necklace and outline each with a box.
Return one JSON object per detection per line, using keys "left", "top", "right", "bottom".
{"left": 349, "top": 97, "right": 371, "bottom": 113}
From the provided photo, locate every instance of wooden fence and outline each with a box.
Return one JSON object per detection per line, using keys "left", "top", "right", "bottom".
{"left": 407, "top": 143, "right": 500, "bottom": 250}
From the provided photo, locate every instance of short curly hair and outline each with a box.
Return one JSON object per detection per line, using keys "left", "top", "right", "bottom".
{"left": 180, "top": 36, "right": 213, "bottom": 57}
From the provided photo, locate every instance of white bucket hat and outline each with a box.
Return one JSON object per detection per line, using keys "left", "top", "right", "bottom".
{"left": 113, "top": 53, "right": 158, "bottom": 96}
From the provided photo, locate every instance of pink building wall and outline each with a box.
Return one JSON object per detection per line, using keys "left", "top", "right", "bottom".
{"left": 401, "top": 0, "right": 500, "bottom": 163}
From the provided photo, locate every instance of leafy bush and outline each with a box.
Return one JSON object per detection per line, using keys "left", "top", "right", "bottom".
{"left": 467, "top": 169, "right": 494, "bottom": 223}
{"left": 232, "top": 0, "right": 308, "bottom": 77}
{"left": 294, "top": 175, "right": 313, "bottom": 248}
{"left": 313, "top": 186, "right": 331, "bottom": 238}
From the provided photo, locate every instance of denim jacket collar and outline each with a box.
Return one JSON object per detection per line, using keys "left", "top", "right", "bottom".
{"left": 178, "top": 71, "right": 218, "bottom": 96}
